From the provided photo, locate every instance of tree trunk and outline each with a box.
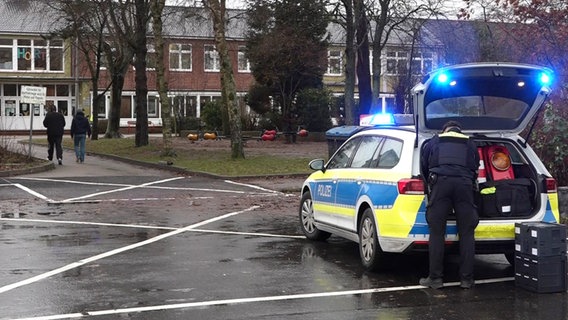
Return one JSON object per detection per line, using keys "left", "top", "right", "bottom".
{"left": 342, "top": 0, "right": 356, "bottom": 125}
{"left": 151, "top": 0, "right": 175, "bottom": 157}
{"left": 91, "top": 90, "right": 105, "bottom": 140}
{"left": 105, "top": 68, "right": 127, "bottom": 138}
{"left": 134, "top": 0, "right": 149, "bottom": 147}
{"left": 206, "top": 0, "right": 244, "bottom": 159}
{"left": 355, "top": 0, "right": 372, "bottom": 117}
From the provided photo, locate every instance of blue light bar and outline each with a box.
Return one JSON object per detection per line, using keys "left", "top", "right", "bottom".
{"left": 369, "top": 113, "right": 394, "bottom": 126}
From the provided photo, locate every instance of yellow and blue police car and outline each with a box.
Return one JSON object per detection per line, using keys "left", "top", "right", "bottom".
{"left": 299, "top": 62, "right": 560, "bottom": 271}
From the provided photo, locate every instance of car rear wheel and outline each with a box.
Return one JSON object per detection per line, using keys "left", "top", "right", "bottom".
{"left": 359, "top": 208, "right": 383, "bottom": 271}
{"left": 299, "top": 191, "right": 331, "bottom": 241}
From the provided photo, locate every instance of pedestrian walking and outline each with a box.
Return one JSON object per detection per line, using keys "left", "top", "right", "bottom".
{"left": 43, "top": 102, "right": 66, "bottom": 165}
{"left": 419, "top": 121, "right": 480, "bottom": 289}
{"left": 70, "top": 109, "right": 91, "bottom": 163}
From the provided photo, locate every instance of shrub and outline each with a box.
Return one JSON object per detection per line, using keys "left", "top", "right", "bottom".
{"left": 531, "top": 102, "right": 568, "bottom": 186}
{"left": 296, "top": 88, "right": 332, "bottom": 132}
{"left": 201, "top": 100, "right": 223, "bottom": 130}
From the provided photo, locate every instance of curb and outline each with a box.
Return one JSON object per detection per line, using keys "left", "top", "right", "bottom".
{"left": 0, "top": 161, "right": 55, "bottom": 177}
{"left": 91, "top": 151, "right": 310, "bottom": 181}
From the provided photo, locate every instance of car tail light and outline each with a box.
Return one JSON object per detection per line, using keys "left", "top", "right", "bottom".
{"left": 545, "top": 178, "right": 557, "bottom": 193}
{"left": 398, "top": 178, "right": 424, "bottom": 195}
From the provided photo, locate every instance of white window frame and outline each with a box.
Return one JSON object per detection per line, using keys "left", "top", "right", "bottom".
{"left": 204, "top": 44, "right": 220, "bottom": 72}
{"left": 146, "top": 43, "right": 156, "bottom": 70}
{"left": 410, "top": 51, "right": 434, "bottom": 75}
{"left": 169, "top": 43, "right": 192, "bottom": 71}
{"left": 326, "top": 49, "right": 342, "bottom": 75}
{"left": 237, "top": 46, "right": 250, "bottom": 72}
{"left": 10, "top": 38, "right": 64, "bottom": 72}
{"left": 385, "top": 50, "right": 408, "bottom": 76}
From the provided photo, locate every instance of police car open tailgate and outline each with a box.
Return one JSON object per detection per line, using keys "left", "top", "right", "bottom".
{"left": 412, "top": 62, "right": 553, "bottom": 135}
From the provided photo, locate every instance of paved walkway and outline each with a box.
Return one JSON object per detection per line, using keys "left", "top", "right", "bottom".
{"left": 4, "top": 135, "right": 306, "bottom": 193}
{"left": 4, "top": 135, "right": 171, "bottom": 178}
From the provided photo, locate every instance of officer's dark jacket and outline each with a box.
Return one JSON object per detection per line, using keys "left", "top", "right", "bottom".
{"left": 420, "top": 130, "right": 479, "bottom": 181}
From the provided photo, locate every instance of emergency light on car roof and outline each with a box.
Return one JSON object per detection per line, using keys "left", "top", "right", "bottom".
{"left": 359, "top": 113, "right": 414, "bottom": 127}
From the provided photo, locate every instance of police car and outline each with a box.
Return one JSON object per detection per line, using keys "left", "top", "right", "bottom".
{"left": 299, "top": 62, "right": 560, "bottom": 270}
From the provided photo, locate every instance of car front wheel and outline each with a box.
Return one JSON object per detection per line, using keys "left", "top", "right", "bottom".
{"left": 299, "top": 191, "right": 331, "bottom": 241}
{"left": 359, "top": 208, "right": 383, "bottom": 271}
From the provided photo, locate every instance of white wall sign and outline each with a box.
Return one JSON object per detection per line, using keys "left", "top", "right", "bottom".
{"left": 21, "top": 85, "right": 47, "bottom": 105}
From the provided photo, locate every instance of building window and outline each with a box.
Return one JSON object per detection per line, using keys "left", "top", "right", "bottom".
{"left": 237, "top": 46, "right": 250, "bottom": 72}
{"left": 204, "top": 45, "right": 220, "bottom": 71}
{"left": 411, "top": 51, "right": 433, "bottom": 75}
{"left": 148, "top": 95, "right": 158, "bottom": 116}
{"left": 169, "top": 43, "right": 192, "bottom": 71}
{"left": 0, "top": 38, "right": 13, "bottom": 70}
{"left": 385, "top": 50, "right": 407, "bottom": 75}
{"left": 147, "top": 44, "right": 156, "bottom": 69}
{"left": 13, "top": 38, "right": 63, "bottom": 72}
{"left": 327, "top": 50, "right": 342, "bottom": 75}
{"left": 386, "top": 50, "right": 434, "bottom": 76}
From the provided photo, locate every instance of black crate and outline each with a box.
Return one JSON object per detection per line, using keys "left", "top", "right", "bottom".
{"left": 514, "top": 253, "right": 567, "bottom": 293}
{"left": 515, "top": 222, "right": 567, "bottom": 257}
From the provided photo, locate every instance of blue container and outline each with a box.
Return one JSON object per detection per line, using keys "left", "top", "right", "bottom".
{"left": 325, "top": 126, "right": 363, "bottom": 158}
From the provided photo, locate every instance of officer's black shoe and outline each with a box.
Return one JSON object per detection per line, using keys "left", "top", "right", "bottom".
{"left": 419, "top": 277, "right": 443, "bottom": 289}
{"left": 460, "top": 279, "right": 475, "bottom": 289}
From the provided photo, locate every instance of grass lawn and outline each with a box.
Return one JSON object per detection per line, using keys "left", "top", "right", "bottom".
{"left": 57, "top": 136, "right": 325, "bottom": 177}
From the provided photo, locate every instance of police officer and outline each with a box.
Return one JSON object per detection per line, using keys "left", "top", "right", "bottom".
{"left": 419, "top": 121, "right": 480, "bottom": 289}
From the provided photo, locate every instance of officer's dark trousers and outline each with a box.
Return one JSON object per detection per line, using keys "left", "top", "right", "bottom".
{"left": 426, "top": 175, "right": 479, "bottom": 281}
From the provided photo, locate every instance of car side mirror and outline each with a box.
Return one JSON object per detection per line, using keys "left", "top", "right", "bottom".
{"left": 309, "top": 159, "right": 326, "bottom": 173}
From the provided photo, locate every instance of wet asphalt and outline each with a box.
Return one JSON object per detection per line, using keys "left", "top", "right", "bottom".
{"left": 0, "top": 138, "right": 567, "bottom": 320}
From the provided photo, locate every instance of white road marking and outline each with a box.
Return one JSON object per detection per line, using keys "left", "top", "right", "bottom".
{"left": 0, "top": 218, "right": 304, "bottom": 239}
{"left": 11, "top": 277, "right": 515, "bottom": 320}
{"left": 0, "top": 206, "right": 260, "bottom": 294}
{"left": 225, "top": 179, "right": 281, "bottom": 193}
{"left": 9, "top": 177, "right": 274, "bottom": 203}
{"left": 60, "top": 177, "right": 185, "bottom": 202}
{"left": 13, "top": 183, "right": 53, "bottom": 202}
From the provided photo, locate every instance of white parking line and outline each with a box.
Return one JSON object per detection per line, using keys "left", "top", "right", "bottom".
{"left": 0, "top": 206, "right": 260, "bottom": 294}
{"left": 11, "top": 277, "right": 515, "bottom": 320}
{"left": 60, "top": 177, "right": 185, "bottom": 202}
{"left": 0, "top": 218, "right": 304, "bottom": 239}
{"left": 13, "top": 183, "right": 53, "bottom": 202}
{"left": 9, "top": 177, "right": 275, "bottom": 204}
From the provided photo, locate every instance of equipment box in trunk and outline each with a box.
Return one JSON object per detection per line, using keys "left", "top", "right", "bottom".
{"left": 479, "top": 178, "right": 533, "bottom": 217}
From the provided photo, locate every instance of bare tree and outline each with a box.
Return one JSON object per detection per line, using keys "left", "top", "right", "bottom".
{"left": 330, "top": 0, "right": 358, "bottom": 125}
{"left": 366, "top": 0, "right": 445, "bottom": 114}
{"left": 47, "top": 0, "right": 111, "bottom": 140}
{"left": 203, "top": 0, "right": 244, "bottom": 159}
{"left": 150, "top": 0, "right": 176, "bottom": 157}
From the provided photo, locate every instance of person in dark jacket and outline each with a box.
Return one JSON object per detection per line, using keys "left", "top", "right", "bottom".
{"left": 70, "top": 109, "right": 91, "bottom": 163}
{"left": 419, "top": 120, "right": 480, "bottom": 290}
{"left": 43, "top": 102, "right": 66, "bottom": 165}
